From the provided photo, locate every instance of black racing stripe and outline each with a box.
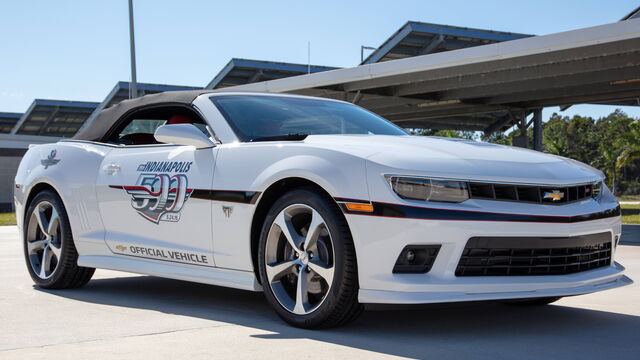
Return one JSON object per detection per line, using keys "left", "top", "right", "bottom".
{"left": 334, "top": 197, "right": 372, "bottom": 204}
{"left": 108, "top": 185, "right": 124, "bottom": 189}
{"left": 342, "top": 201, "right": 621, "bottom": 223}
{"left": 191, "top": 189, "right": 261, "bottom": 204}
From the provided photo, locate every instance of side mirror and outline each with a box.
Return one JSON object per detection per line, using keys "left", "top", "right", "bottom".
{"left": 154, "top": 124, "right": 216, "bottom": 149}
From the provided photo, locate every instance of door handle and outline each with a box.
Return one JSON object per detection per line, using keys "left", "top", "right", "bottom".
{"left": 103, "top": 163, "right": 121, "bottom": 175}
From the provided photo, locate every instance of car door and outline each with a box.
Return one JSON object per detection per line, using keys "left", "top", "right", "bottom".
{"left": 95, "top": 109, "right": 217, "bottom": 268}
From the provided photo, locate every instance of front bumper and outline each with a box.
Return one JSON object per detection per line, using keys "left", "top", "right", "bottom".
{"left": 345, "top": 208, "right": 631, "bottom": 304}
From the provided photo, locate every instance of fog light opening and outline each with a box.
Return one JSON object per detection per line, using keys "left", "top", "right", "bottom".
{"left": 393, "top": 245, "right": 441, "bottom": 274}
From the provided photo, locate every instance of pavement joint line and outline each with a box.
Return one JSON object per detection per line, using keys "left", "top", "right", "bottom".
{"left": 0, "top": 318, "right": 280, "bottom": 353}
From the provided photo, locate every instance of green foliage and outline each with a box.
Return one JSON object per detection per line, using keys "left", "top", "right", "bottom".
{"left": 621, "top": 204, "right": 640, "bottom": 225}
{"left": 617, "top": 121, "right": 640, "bottom": 170}
{"left": 408, "top": 109, "right": 640, "bottom": 195}
{"left": 409, "top": 129, "right": 477, "bottom": 140}
{"left": 538, "top": 110, "right": 638, "bottom": 195}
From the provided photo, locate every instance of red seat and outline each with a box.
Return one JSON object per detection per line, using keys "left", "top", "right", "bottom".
{"left": 167, "top": 114, "right": 193, "bottom": 125}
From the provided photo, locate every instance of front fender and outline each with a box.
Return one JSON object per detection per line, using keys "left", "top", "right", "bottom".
{"left": 251, "top": 154, "right": 365, "bottom": 199}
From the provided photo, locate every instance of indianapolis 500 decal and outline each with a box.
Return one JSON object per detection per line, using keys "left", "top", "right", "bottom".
{"left": 123, "top": 171, "right": 194, "bottom": 223}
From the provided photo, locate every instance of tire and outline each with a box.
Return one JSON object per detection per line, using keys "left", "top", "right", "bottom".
{"left": 23, "top": 190, "right": 95, "bottom": 289}
{"left": 258, "top": 187, "right": 363, "bottom": 329}
{"left": 504, "top": 296, "right": 562, "bottom": 305}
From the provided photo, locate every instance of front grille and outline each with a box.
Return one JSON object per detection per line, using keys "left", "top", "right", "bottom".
{"left": 469, "top": 182, "right": 595, "bottom": 205}
{"left": 455, "top": 232, "right": 612, "bottom": 276}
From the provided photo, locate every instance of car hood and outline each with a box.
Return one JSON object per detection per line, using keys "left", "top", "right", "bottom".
{"left": 304, "top": 135, "right": 603, "bottom": 185}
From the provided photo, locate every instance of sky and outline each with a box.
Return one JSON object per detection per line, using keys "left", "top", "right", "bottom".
{"left": 1, "top": 0, "right": 639, "bottom": 122}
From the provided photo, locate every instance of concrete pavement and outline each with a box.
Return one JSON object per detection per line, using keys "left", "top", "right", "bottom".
{"left": 1, "top": 225, "right": 639, "bottom": 359}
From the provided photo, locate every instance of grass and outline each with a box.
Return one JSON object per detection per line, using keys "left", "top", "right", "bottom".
{"left": 621, "top": 204, "right": 640, "bottom": 225}
{"left": 618, "top": 195, "right": 640, "bottom": 202}
{"left": 0, "top": 213, "right": 16, "bottom": 226}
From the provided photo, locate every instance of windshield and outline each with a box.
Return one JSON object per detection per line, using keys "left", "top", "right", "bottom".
{"left": 210, "top": 95, "right": 407, "bottom": 142}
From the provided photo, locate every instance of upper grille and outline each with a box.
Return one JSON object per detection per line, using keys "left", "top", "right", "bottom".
{"left": 455, "top": 232, "right": 612, "bottom": 277}
{"left": 469, "top": 182, "right": 596, "bottom": 205}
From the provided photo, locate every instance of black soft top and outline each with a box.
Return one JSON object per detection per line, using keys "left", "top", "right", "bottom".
{"left": 73, "top": 89, "right": 217, "bottom": 141}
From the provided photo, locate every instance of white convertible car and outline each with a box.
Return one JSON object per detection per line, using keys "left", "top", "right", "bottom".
{"left": 14, "top": 91, "right": 631, "bottom": 328}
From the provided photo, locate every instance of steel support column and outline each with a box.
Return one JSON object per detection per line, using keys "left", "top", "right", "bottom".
{"left": 512, "top": 111, "right": 529, "bottom": 148}
{"left": 533, "top": 108, "right": 543, "bottom": 151}
{"left": 128, "top": 0, "right": 138, "bottom": 99}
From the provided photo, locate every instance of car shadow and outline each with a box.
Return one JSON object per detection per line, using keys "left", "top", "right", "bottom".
{"left": 37, "top": 275, "right": 640, "bottom": 359}
{"left": 621, "top": 224, "right": 640, "bottom": 246}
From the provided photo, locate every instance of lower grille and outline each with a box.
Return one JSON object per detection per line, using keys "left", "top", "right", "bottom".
{"left": 455, "top": 232, "right": 611, "bottom": 276}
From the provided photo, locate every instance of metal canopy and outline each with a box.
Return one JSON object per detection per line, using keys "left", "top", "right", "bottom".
{"left": 75, "top": 81, "right": 201, "bottom": 138}
{"left": 222, "top": 19, "right": 640, "bottom": 134}
{"left": 623, "top": 6, "right": 640, "bottom": 20}
{"left": 0, "top": 112, "right": 22, "bottom": 133}
{"left": 206, "top": 58, "right": 338, "bottom": 89}
{"left": 362, "top": 22, "right": 532, "bottom": 64}
{"left": 10, "top": 100, "right": 99, "bottom": 137}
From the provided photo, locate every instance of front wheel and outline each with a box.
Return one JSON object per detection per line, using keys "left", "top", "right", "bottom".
{"left": 258, "top": 188, "right": 363, "bottom": 328}
{"left": 23, "top": 190, "right": 95, "bottom": 289}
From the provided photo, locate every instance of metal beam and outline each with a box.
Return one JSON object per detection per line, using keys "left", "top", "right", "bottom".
{"left": 484, "top": 113, "right": 516, "bottom": 135}
{"left": 343, "top": 37, "right": 640, "bottom": 93}
{"left": 392, "top": 49, "right": 640, "bottom": 97}
{"left": 409, "top": 22, "right": 529, "bottom": 42}
{"left": 533, "top": 108, "right": 543, "bottom": 151}
{"left": 395, "top": 121, "right": 488, "bottom": 131}
{"left": 484, "top": 83, "right": 640, "bottom": 106}
{"left": 382, "top": 104, "right": 509, "bottom": 120}
{"left": 394, "top": 116, "right": 496, "bottom": 127}
{"left": 247, "top": 69, "right": 264, "bottom": 83}
{"left": 432, "top": 64, "right": 640, "bottom": 102}
{"left": 362, "top": 23, "right": 413, "bottom": 64}
{"left": 418, "top": 34, "right": 445, "bottom": 55}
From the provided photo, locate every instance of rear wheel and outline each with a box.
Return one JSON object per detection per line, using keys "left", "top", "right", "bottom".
{"left": 23, "top": 190, "right": 95, "bottom": 289}
{"left": 258, "top": 188, "right": 363, "bottom": 328}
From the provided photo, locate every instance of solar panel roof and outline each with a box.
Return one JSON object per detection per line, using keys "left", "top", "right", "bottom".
{"left": 206, "top": 58, "right": 338, "bottom": 89}
{"left": 362, "top": 21, "right": 532, "bottom": 64}
{"left": 0, "top": 112, "right": 22, "bottom": 134}
{"left": 11, "top": 99, "right": 99, "bottom": 137}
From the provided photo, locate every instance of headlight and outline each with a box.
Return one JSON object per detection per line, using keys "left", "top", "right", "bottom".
{"left": 386, "top": 176, "right": 469, "bottom": 203}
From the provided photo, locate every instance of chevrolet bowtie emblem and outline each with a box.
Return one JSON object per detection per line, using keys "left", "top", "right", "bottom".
{"left": 115, "top": 245, "right": 127, "bottom": 252}
{"left": 543, "top": 190, "right": 565, "bottom": 201}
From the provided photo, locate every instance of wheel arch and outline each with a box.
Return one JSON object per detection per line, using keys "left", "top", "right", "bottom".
{"left": 250, "top": 177, "right": 342, "bottom": 284}
{"left": 23, "top": 181, "right": 64, "bottom": 222}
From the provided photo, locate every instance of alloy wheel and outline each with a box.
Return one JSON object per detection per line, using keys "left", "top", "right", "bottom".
{"left": 26, "top": 201, "right": 62, "bottom": 279}
{"left": 265, "top": 204, "right": 335, "bottom": 315}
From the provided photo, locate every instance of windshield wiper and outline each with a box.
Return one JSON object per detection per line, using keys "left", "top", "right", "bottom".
{"left": 250, "top": 133, "right": 309, "bottom": 142}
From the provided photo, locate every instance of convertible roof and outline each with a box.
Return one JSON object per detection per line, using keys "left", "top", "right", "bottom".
{"left": 73, "top": 89, "right": 215, "bottom": 141}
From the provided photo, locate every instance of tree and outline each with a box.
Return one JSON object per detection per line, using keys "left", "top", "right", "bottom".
{"left": 542, "top": 113, "right": 569, "bottom": 155}
{"left": 406, "top": 109, "right": 640, "bottom": 196}
{"left": 601, "top": 145, "right": 621, "bottom": 194}
{"left": 617, "top": 120, "right": 640, "bottom": 173}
